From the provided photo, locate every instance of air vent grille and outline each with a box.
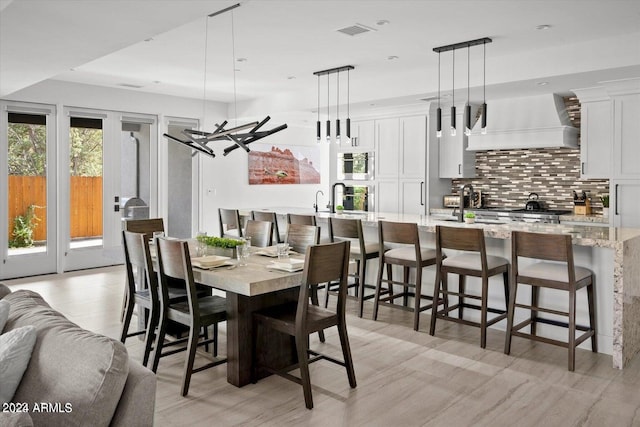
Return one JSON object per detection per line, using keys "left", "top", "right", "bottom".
{"left": 118, "top": 83, "right": 144, "bottom": 89}
{"left": 337, "top": 24, "right": 374, "bottom": 36}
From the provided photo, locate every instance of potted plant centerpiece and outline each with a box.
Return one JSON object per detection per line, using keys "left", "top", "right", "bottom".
{"left": 600, "top": 194, "right": 610, "bottom": 217}
{"left": 335, "top": 205, "right": 344, "bottom": 215}
{"left": 464, "top": 211, "right": 476, "bottom": 224}
{"left": 196, "top": 235, "right": 243, "bottom": 258}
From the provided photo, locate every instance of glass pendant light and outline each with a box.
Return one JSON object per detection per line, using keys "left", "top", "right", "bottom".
{"left": 450, "top": 47, "right": 456, "bottom": 137}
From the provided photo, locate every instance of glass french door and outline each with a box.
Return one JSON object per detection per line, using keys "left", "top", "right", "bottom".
{"left": 0, "top": 101, "right": 57, "bottom": 279}
{"left": 62, "top": 109, "right": 157, "bottom": 271}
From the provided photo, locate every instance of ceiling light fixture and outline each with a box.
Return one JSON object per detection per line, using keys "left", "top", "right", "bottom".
{"left": 163, "top": 3, "right": 287, "bottom": 158}
{"left": 316, "top": 74, "right": 321, "bottom": 142}
{"left": 465, "top": 45, "right": 472, "bottom": 136}
{"left": 436, "top": 51, "right": 442, "bottom": 138}
{"left": 536, "top": 24, "right": 552, "bottom": 30}
{"left": 313, "top": 65, "right": 355, "bottom": 143}
{"left": 433, "top": 37, "right": 492, "bottom": 137}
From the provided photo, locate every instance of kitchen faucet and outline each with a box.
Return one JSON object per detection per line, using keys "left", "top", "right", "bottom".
{"left": 459, "top": 183, "right": 474, "bottom": 222}
{"left": 331, "top": 183, "right": 346, "bottom": 213}
{"left": 314, "top": 190, "right": 324, "bottom": 213}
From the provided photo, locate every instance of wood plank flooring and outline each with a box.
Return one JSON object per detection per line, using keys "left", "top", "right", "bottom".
{"left": 4, "top": 266, "right": 640, "bottom": 426}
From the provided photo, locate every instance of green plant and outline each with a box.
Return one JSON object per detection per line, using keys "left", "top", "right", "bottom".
{"left": 464, "top": 211, "right": 476, "bottom": 219}
{"left": 335, "top": 205, "right": 344, "bottom": 211}
{"left": 9, "top": 205, "right": 40, "bottom": 248}
{"left": 196, "top": 235, "right": 243, "bottom": 248}
{"left": 600, "top": 194, "right": 610, "bottom": 208}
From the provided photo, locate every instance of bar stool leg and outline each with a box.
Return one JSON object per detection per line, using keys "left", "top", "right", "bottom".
{"left": 413, "top": 267, "right": 422, "bottom": 331}
{"left": 587, "top": 281, "right": 597, "bottom": 352}
{"left": 531, "top": 285, "right": 539, "bottom": 336}
{"left": 403, "top": 267, "right": 410, "bottom": 307}
{"left": 386, "top": 264, "right": 394, "bottom": 304}
{"left": 568, "top": 288, "right": 577, "bottom": 371}
{"left": 458, "top": 275, "right": 466, "bottom": 320}
{"left": 358, "top": 258, "right": 367, "bottom": 318}
{"left": 429, "top": 269, "right": 441, "bottom": 336}
{"left": 503, "top": 270, "right": 510, "bottom": 315}
{"left": 480, "top": 275, "right": 489, "bottom": 349}
{"left": 504, "top": 280, "right": 518, "bottom": 355}
{"left": 373, "top": 261, "right": 385, "bottom": 321}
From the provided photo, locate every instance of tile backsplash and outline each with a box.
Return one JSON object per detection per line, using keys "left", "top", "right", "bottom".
{"left": 452, "top": 147, "right": 609, "bottom": 212}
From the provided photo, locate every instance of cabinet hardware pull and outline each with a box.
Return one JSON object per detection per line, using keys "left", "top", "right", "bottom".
{"left": 581, "top": 162, "right": 585, "bottom": 175}
{"left": 615, "top": 184, "right": 619, "bottom": 215}
{"left": 458, "top": 164, "right": 461, "bottom": 175}
{"left": 420, "top": 181, "right": 424, "bottom": 206}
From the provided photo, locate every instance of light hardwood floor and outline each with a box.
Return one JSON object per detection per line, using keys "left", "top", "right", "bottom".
{"left": 5, "top": 266, "right": 640, "bottom": 426}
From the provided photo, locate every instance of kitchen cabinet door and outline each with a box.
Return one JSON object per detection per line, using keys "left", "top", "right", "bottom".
{"left": 376, "top": 118, "right": 400, "bottom": 178}
{"left": 580, "top": 100, "right": 612, "bottom": 179}
{"left": 613, "top": 94, "right": 640, "bottom": 178}
{"left": 612, "top": 179, "right": 640, "bottom": 228}
{"left": 400, "top": 115, "right": 426, "bottom": 179}
{"left": 399, "top": 179, "right": 425, "bottom": 215}
{"left": 376, "top": 179, "right": 399, "bottom": 213}
{"left": 438, "top": 111, "right": 475, "bottom": 178}
{"left": 346, "top": 120, "right": 374, "bottom": 149}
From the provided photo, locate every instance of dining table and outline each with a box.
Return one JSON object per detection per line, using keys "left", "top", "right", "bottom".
{"left": 191, "top": 246, "right": 306, "bottom": 387}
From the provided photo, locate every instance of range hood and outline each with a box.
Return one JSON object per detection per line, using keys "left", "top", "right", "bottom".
{"left": 468, "top": 94, "right": 578, "bottom": 151}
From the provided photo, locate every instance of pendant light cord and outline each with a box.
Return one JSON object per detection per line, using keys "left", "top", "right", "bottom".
{"left": 483, "top": 40, "right": 486, "bottom": 103}
{"left": 202, "top": 16, "right": 210, "bottom": 130}
{"left": 347, "top": 68, "right": 350, "bottom": 117}
{"left": 327, "top": 74, "right": 330, "bottom": 120}
{"left": 337, "top": 70, "right": 339, "bottom": 119}
{"left": 231, "top": 10, "right": 238, "bottom": 128}
{"left": 438, "top": 51, "right": 441, "bottom": 109}
{"left": 452, "top": 48, "right": 455, "bottom": 107}
{"left": 317, "top": 75, "right": 320, "bottom": 122}
{"left": 467, "top": 46, "right": 470, "bottom": 105}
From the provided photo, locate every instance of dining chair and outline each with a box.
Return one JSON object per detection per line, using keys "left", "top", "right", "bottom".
{"left": 153, "top": 237, "right": 228, "bottom": 396}
{"left": 429, "top": 225, "right": 509, "bottom": 348}
{"left": 251, "top": 240, "right": 357, "bottom": 409}
{"left": 326, "top": 216, "right": 379, "bottom": 317}
{"left": 244, "top": 219, "right": 273, "bottom": 248}
{"left": 373, "top": 221, "right": 441, "bottom": 331}
{"left": 287, "top": 213, "right": 317, "bottom": 226}
{"left": 252, "top": 210, "right": 283, "bottom": 243}
{"left": 219, "top": 208, "right": 243, "bottom": 238}
{"left": 505, "top": 231, "right": 596, "bottom": 371}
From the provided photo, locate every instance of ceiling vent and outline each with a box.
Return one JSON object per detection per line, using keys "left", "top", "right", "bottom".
{"left": 117, "top": 83, "right": 144, "bottom": 89}
{"left": 337, "top": 24, "right": 375, "bottom": 36}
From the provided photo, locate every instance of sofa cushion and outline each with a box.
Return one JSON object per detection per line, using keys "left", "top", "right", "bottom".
{"left": 0, "top": 325, "right": 37, "bottom": 405}
{"left": 3, "top": 290, "right": 130, "bottom": 427}
{"left": 0, "top": 411, "right": 34, "bottom": 427}
{"left": 0, "top": 299, "right": 9, "bottom": 333}
{"left": 0, "top": 283, "right": 11, "bottom": 299}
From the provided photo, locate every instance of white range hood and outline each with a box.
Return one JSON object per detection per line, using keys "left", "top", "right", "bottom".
{"left": 468, "top": 94, "right": 578, "bottom": 151}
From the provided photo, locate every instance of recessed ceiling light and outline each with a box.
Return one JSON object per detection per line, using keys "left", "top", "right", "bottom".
{"left": 237, "top": 57, "right": 247, "bottom": 62}
{"left": 287, "top": 76, "right": 296, "bottom": 80}
{"left": 152, "top": 80, "right": 161, "bottom": 84}
{"left": 536, "top": 24, "right": 552, "bottom": 30}
{"left": 537, "top": 81, "right": 549, "bottom": 86}
{"left": 369, "top": 103, "right": 376, "bottom": 106}
{"left": 387, "top": 55, "right": 399, "bottom": 60}
{"left": 144, "top": 38, "right": 154, "bottom": 42}
{"left": 377, "top": 19, "right": 390, "bottom": 26}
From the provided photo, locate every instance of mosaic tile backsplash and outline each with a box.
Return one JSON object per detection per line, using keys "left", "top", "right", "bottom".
{"left": 452, "top": 147, "right": 609, "bottom": 212}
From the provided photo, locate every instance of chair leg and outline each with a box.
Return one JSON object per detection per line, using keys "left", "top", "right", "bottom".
{"left": 337, "top": 322, "right": 357, "bottom": 388}
{"left": 142, "top": 303, "right": 159, "bottom": 367}
{"left": 480, "top": 275, "right": 489, "bottom": 349}
{"left": 120, "top": 291, "right": 128, "bottom": 323}
{"left": 151, "top": 311, "right": 168, "bottom": 373}
{"left": 386, "top": 264, "right": 394, "bottom": 304}
{"left": 120, "top": 299, "right": 136, "bottom": 343}
{"left": 251, "top": 319, "right": 259, "bottom": 384}
{"left": 181, "top": 322, "right": 200, "bottom": 396}
{"left": 531, "top": 285, "right": 539, "bottom": 336}
{"left": 458, "top": 274, "right": 466, "bottom": 320}
{"left": 413, "top": 267, "right": 422, "bottom": 331}
{"left": 568, "top": 289, "right": 576, "bottom": 372}
{"left": 204, "top": 325, "right": 210, "bottom": 353}
{"left": 504, "top": 281, "right": 518, "bottom": 355}
{"left": 403, "top": 267, "right": 410, "bottom": 307}
{"left": 295, "top": 334, "right": 313, "bottom": 409}
{"left": 310, "top": 285, "right": 325, "bottom": 343}
{"left": 373, "top": 261, "right": 385, "bottom": 321}
{"left": 587, "top": 281, "right": 597, "bottom": 352}
{"left": 429, "top": 269, "right": 441, "bottom": 336}
{"left": 213, "top": 323, "right": 219, "bottom": 357}
{"left": 503, "top": 269, "right": 510, "bottom": 315}
{"left": 358, "top": 259, "right": 367, "bottom": 318}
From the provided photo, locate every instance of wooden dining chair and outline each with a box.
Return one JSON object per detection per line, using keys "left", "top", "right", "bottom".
{"left": 153, "top": 237, "right": 228, "bottom": 396}
{"left": 252, "top": 210, "right": 283, "bottom": 243}
{"left": 244, "top": 219, "right": 273, "bottom": 248}
{"left": 326, "top": 216, "right": 379, "bottom": 317}
{"left": 373, "top": 221, "right": 440, "bottom": 331}
{"left": 505, "top": 231, "right": 596, "bottom": 371}
{"left": 287, "top": 213, "right": 317, "bottom": 226}
{"left": 429, "top": 226, "right": 510, "bottom": 348}
{"left": 219, "top": 208, "right": 243, "bottom": 238}
{"left": 252, "top": 240, "right": 357, "bottom": 409}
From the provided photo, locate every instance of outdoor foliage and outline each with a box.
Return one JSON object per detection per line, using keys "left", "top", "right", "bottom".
{"left": 9, "top": 205, "right": 40, "bottom": 248}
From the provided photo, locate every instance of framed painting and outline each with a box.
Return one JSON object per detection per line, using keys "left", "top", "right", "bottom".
{"left": 248, "top": 144, "right": 320, "bottom": 185}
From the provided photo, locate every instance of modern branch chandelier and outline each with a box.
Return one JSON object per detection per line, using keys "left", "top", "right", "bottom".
{"left": 163, "top": 3, "right": 287, "bottom": 158}
{"left": 433, "top": 37, "right": 492, "bottom": 138}
{"left": 313, "top": 65, "right": 355, "bottom": 143}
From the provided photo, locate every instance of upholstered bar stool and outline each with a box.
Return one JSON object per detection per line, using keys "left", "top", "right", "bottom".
{"left": 373, "top": 221, "right": 440, "bottom": 331}
{"left": 505, "top": 231, "right": 597, "bottom": 371}
{"left": 252, "top": 210, "right": 283, "bottom": 243}
{"left": 429, "top": 226, "right": 509, "bottom": 348}
{"left": 219, "top": 208, "right": 243, "bottom": 238}
{"left": 326, "top": 216, "right": 379, "bottom": 317}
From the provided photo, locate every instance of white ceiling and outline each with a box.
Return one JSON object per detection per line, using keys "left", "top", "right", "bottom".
{"left": 2, "top": 0, "right": 640, "bottom": 113}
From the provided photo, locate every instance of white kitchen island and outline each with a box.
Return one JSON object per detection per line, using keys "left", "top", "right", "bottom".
{"left": 245, "top": 208, "right": 640, "bottom": 369}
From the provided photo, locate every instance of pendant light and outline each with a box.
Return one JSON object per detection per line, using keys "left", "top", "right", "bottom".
{"left": 436, "top": 51, "right": 442, "bottom": 138}
{"left": 336, "top": 69, "right": 341, "bottom": 143}
{"left": 450, "top": 47, "right": 456, "bottom": 137}
{"left": 482, "top": 39, "right": 488, "bottom": 134}
{"left": 326, "top": 73, "right": 331, "bottom": 142}
{"left": 464, "top": 46, "right": 472, "bottom": 136}
{"left": 346, "top": 67, "right": 351, "bottom": 139}
{"left": 316, "top": 74, "right": 321, "bottom": 142}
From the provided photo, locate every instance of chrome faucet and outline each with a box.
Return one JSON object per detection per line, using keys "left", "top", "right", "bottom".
{"left": 314, "top": 190, "right": 324, "bottom": 213}
{"left": 459, "top": 183, "right": 474, "bottom": 222}
{"left": 331, "top": 183, "right": 346, "bottom": 213}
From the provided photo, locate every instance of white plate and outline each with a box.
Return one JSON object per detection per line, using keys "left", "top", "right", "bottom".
{"left": 267, "top": 260, "right": 304, "bottom": 272}
{"left": 191, "top": 255, "right": 231, "bottom": 268}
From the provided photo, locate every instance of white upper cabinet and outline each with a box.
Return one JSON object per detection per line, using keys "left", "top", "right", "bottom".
{"left": 400, "top": 115, "right": 426, "bottom": 179}
{"left": 343, "top": 120, "right": 374, "bottom": 149}
{"left": 439, "top": 108, "right": 476, "bottom": 178}
{"left": 613, "top": 93, "right": 640, "bottom": 178}
{"left": 574, "top": 87, "right": 612, "bottom": 179}
{"left": 376, "top": 118, "right": 400, "bottom": 179}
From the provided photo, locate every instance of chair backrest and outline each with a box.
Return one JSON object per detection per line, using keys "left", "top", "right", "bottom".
{"left": 436, "top": 225, "right": 487, "bottom": 269}
{"left": 512, "top": 231, "right": 575, "bottom": 282}
{"left": 287, "top": 213, "right": 317, "bottom": 226}
{"left": 219, "top": 208, "right": 243, "bottom": 237}
{"left": 122, "top": 230, "right": 158, "bottom": 305}
{"left": 124, "top": 218, "right": 164, "bottom": 234}
{"left": 244, "top": 220, "right": 273, "bottom": 247}
{"left": 251, "top": 210, "right": 281, "bottom": 243}
{"left": 286, "top": 224, "right": 320, "bottom": 254}
{"left": 297, "top": 241, "right": 351, "bottom": 324}
{"left": 329, "top": 216, "right": 365, "bottom": 255}
{"left": 378, "top": 220, "right": 423, "bottom": 262}
{"left": 156, "top": 237, "right": 199, "bottom": 317}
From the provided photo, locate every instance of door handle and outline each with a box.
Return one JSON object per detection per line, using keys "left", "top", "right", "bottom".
{"left": 615, "top": 184, "right": 619, "bottom": 215}
{"left": 420, "top": 181, "right": 424, "bottom": 206}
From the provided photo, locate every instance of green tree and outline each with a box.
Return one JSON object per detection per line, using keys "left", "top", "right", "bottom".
{"left": 69, "top": 127, "right": 103, "bottom": 176}
{"left": 8, "top": 123, "right": 46, "bottom": 176}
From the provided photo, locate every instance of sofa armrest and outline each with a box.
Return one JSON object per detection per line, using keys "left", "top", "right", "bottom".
{"left": 110, "top": 358, "right": 156, "bottom": 427}
{"left": 0, "top": 411, "right": 34, "bottom": 427}
{"left": 0, "top": 283, "right": 11, "bottom": 299}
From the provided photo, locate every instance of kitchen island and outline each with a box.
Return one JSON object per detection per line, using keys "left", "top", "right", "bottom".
{"left": 245, "top": 208, "right": 640, "bottom": 369}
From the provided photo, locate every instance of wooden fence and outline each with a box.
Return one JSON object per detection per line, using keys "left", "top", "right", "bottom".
{"left": 8, "top": 176, "right": 103, "bottom": 242}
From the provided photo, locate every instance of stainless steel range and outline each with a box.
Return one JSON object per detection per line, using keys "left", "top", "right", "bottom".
{"left": 471, "top": 208, "right": 572, "bottom": 224}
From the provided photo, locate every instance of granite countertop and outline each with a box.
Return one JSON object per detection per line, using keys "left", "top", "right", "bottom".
{"left": 559, "top": 214, "right": 610, "bottom": 224}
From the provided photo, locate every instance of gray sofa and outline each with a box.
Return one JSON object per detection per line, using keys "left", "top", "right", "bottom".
{"left": 0, "top": 284, "right": 156, "bottom": 427}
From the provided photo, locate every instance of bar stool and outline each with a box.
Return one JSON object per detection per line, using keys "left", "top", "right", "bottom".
{"left": 373, "top": 221, "right": 440, "bottom": 331}
{"left": 219, "top": 208, "right": 243, "bottom": 238}
{"left": 326, "top": 216, "right": 379, "bottom": 317}
{"left": 505, "top": 231, "right": 597, "bottom": 371}
{"left": 252, "top": 210, "right": 283, "bottom": 243}
{"left": 429, "top": 226, "right": 509, "bottom": 348}
{"left": 287, "top": 213, "right": 317, "bottom": 226}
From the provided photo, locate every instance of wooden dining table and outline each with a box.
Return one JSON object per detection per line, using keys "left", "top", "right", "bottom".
{"left": 191, "top": 248, "right": 305, "bottom": 387}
